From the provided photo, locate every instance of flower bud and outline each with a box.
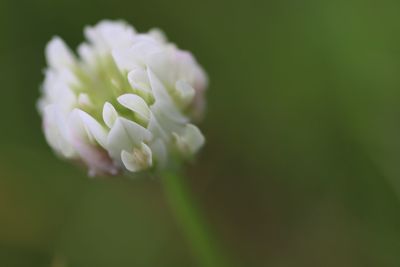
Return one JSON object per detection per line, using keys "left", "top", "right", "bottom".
{"left": 37, "top": 20, "right": 208, "bottom": 176}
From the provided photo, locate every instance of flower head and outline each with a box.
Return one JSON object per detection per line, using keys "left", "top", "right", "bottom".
{"left": 38, "top": 20, "right": 208, "bottom": 176}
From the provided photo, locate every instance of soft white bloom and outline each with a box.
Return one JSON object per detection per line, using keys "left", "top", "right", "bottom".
{"left": 38, "top": 20, "right": 208, "bottom": 176}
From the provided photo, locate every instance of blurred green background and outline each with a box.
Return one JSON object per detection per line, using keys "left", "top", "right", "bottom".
{"left": 2, "top": 0, "right": 400, "bottom": 266}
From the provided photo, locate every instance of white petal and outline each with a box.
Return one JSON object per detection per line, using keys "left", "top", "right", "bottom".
{"left": 150, "top": 102, "right": 186, "bottom": 134}
{"left": 127, "top": 68, "right": 151, "bottom": 93}
{"left": 148, "top": 28, "right": 167, "bottom": 43}
{"left": 147, "top": 51, "right": 175, "bottom": 88}
{"left": 43, "top": 77, "right": 77, "bottom": 112}
{"left": 85, "top": 20, "right": 135, "bottom": 51}
{"left": 117, "top": 94, "right": 150, "bottom": 123}
{"left": 130, "top": 40, "right": 160, "bottom": 59}
{"left": 112, "top": 38, "right": 159, "bottom": 71}
{"left": 78, "top": 93, "right": 93, "bottom": 107}
{"left": 119, "top": 117, "right": 152, "bottom": 143}
{"left": 147, "top": 67, "right": 173, "bottom": 105}
{"left": 68, "top": 110, "right": 118, "bottom": 176}
{"left": 175, "top": 80, "right": 195, "bottom": 107}
{"left": 73, "top": 109, "right": 108, "bottom": 148}
{"left": 147, "top": 67, "right": 188, "bottom": 124}
{"left": 52, "top": 68, "right": 80, "bottom": 87}
{"left": 149, "top": 139, "right": 167, "bottom": 168}
{"left": 112, "top": 48, "right": 140, "bottom": 71}
{"left": 43, "top": 105, "right": 76, "bottom": 158}
{"left": 147, "top": 68, "right": 174, "bottom": 107}
{"left": 77, "top": 43, "right": 97, "bottom": 67}
{"left": 148, "top": 113, "right": 169, "bottom": 141}
{"left": 121, "top": 142, "right": 152, "bottom": 172}
{"left": 184, "top": 124, "right": 205, "bottom": 152}
{"left": 45, "top": 37, "right": 75, "bottom": 70}
{"left": 106, "top": 117, "right": 152, "bottom": 162}
{"left": 174, "top": 124, "right": 205, "bottom": 156}
{"left": 103, "top": 102, "right": 118, "bottom": 128}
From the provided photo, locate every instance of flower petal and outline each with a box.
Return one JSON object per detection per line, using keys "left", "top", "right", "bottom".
{"left": 127, "top": 68, "right": 151, "bottom": 93}
{"left": 46, "top": 37, "right": 75, "bottom": 70}
{"left": 103, "top": 102, "right": 118, "bottom": 128}
{"left": 149, "top": 139, "right": 167, "bottom": 169}
{"left": 175, "top": 79, "right": 195, "bottom": 107}
{"left": 43, "top": 104, "right": 76, "bottom": 158}
{"left": 68, "top": 109, "right": 118, "bottom": 176}
{"left": 117, "top": 94, "right": 151, "bottom": 123}
{"left": 78, "top": 93, "right": 93, "bottom": 107}
{"left": 147, "top": 67, "right": 188, "bottom": 124}
{"left": 85, "top": 20, "right": 136, "bottom": 51}
{"left": 173, "top": 124, "right": 205, "bottom": 156}
{"left": 106, "top": 117, "right": 152, "bottom": 162}
{"left": 72, "top": 109, "right": 107, "bottom": 148}
{"left": 148, "top": 28, "right": 167, "bottom": 43}
{"left": 147, "top": 67, "right": 173, "bottom": 103}
{"left": 121, "top": 142, "right": 152, "bottom": 172}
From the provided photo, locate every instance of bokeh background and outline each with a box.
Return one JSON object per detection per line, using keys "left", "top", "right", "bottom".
{"left": 2, "top": 0, "right": 400, "bottom": 266}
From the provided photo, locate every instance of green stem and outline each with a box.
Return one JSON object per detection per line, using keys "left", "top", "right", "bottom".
{"left": 162, "top": 171, "right": 228, "bottom": 267}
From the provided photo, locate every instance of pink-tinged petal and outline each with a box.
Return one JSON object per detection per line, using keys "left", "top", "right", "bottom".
{"left": 68, "top": 110, "right": 118, "bottom": 176}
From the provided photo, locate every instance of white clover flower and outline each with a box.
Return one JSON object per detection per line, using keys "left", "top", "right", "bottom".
{"left": 37, "top": 20, "right": 208, "bottom": 176}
